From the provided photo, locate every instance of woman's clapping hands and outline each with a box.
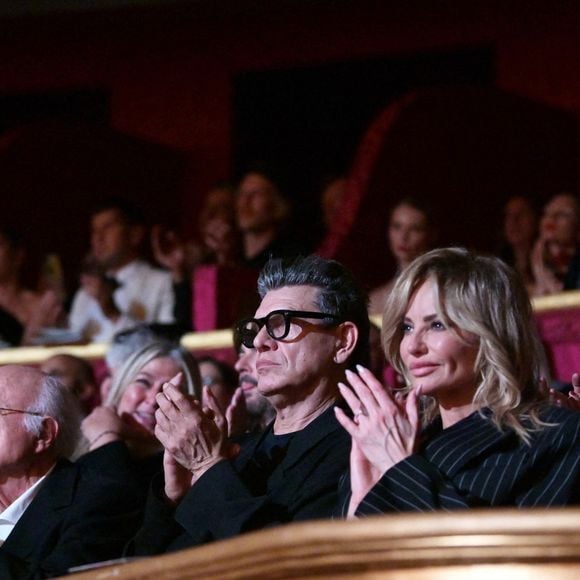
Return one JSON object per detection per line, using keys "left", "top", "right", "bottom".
{"left": 334, "top": 365, "right": 421, "bottom": 517}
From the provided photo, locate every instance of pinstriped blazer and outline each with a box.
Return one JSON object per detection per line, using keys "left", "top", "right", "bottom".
{"left": 343, "top": 405, "right": 580, "bottom": 517}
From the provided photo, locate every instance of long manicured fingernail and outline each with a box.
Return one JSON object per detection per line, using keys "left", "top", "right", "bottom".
{"left": 356, "top": 364, "right": 368, "bottom": 373}
{"left": 337, "top": 382, "right": 347, "bottom": 390}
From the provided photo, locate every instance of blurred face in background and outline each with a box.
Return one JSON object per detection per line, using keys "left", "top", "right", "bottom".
{"left": 540, "top": 193, "right": 579, "bottom": 247}
{"left": 199, "top": 360, "right": 235, "bottom": 414}
{"left": 503, "top": 196, "right": 537, "bottom": 248}
{"left": 234, "top": 345, "right": 263, "bottom": 413}
{"left": 90, "top": 209, "right": 142, "bottom": 270}
{"left": 41, "top": 354, "right": 97, "bottom": 414}
{"left": 117, "top": 356, "right": 181, "bottom": 434}
{"left": 321, "top": 177, "right": 347, "bottom": 230}
{"left": 236, "top": 173, "right": 282, "bottom": 234}
{"left": 388, "top": 203, "right": 432, "bottom": 267}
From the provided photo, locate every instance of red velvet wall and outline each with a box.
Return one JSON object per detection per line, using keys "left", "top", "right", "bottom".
{"left": 1, "top": 0, "right": 578, "bottom": 240}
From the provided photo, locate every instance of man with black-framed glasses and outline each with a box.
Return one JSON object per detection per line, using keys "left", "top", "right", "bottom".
{"left": 131, "top": 254, "right": 370, "bottom": 554}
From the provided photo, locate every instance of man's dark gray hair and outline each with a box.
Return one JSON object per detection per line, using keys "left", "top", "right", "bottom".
{"left": 257, "top": 255, "right": 370, "bottom": 368}
{"left": 24, "top": 375, "right": 82, "bottom": 459}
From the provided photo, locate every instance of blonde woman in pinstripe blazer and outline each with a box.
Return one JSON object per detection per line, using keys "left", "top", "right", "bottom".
{"left": 335, "top": 248, "right": 580, "bottom": 517}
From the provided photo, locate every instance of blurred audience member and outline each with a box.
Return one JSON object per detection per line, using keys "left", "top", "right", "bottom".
{"left": 69, "top": 198, "right": 175, "bottom": 342}
{"left": 198, "top": 355, "right": 238, "bottom": 414}
{"left": 369, "top": 197, "right": 437, "bottom": 315}
{"left": 40, "top": 353, "right": 99, "bottom": 415}
{"left": 499, "top": 195, "right": 538, "bottom": 293}
{"left": 0, "top": 227, "right": 61, "bottom": 346}
{"left": 199, "top": 354, "right": 252, "bottom": 437}
{"left": 78, "top": 342, "right": 200, "bottom": 489}
{"left": 320, "top": 175, "right": 347, "bottom": 233}
{"left": 198, "top": 185, "right": 241, "bottom": 266}
{"left": 102, "top": 323, "right": 181, "bottom": 389}
{"left": 233, "top": 326, "right": 275, "bottom": 432}
{"left": 152, "top": 183, "right": 241, "bottom": 331}
{"left": 236, "top": 167, "right": 303, "bottom": 269}
{"left": 531, "top": 192, "right": 580, "bottom": 295}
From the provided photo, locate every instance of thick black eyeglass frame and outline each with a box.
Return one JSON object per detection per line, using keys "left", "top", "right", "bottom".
{"left": 236, "top": 309, "right": 342, "bottom": 349}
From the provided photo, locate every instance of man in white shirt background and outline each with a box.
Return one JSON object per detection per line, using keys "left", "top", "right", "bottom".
{"left": 69, "top": 198, "right": 175, "bottom": 342}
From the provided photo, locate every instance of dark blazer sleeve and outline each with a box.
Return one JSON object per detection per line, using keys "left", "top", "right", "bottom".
{"left": 355, "top": 407, "right": 580, "bottom": 517}
{"left": 355, "top": 455, "right": 470, "bottom": 516}
{"left": 0, "top": 461, "right": 143, "bottom": 579}
{"left": 132, "top": 408, "right": 351, "bottom": 554}
{"left": 173, "top": 424, "right": 350, "bottom": 546}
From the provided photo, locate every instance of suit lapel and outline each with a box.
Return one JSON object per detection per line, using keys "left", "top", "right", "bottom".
{"left": 2, "top": 460, "right": 77, "bottom": 561}
{"left": 423, "top": 411, "right": 514, "bottom": 478}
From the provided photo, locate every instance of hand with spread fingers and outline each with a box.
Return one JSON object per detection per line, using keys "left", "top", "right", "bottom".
{"left": 334, "top": 365, "right": 421, "bottom": 516}
{"left": 225, "top": 386, "right": 249, "bottom": 438}
{"left": 540, "top": 374, "right": 580, "bottom": 411}
{"left": 155, "top": 378, "right": 228, "bottom": 502}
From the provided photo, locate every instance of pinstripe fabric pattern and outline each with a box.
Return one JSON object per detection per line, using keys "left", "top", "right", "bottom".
{"left": 345, "top": 406, "right": 580, "bottom": 517}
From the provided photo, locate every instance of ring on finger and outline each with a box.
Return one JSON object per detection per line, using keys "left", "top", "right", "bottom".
{"left": 353, "top": 407, "right": 368, "bottom": 419}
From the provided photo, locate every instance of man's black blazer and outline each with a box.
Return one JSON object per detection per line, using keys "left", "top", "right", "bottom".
{"left": 132, "top": 405, "right": 350, "bottom": 554}
{"left": 0, "top": 459, "right": 143, "bottom": 579}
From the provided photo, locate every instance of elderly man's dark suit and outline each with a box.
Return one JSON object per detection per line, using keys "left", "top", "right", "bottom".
{"left": 132, "top": 405, "right": 350, "bottom": 554}
{"left": 0, "top": 459, "right": 143, "bottom": 579}
{"left": 339, "top": 405, "right": 580, "bottom": 517}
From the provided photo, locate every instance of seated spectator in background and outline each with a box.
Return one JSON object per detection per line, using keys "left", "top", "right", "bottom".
{"left": 368, "top": 197, "right": 437, "bottom": 316}
{"left": 498, "top": 195, "right": 538, "bottom": 294}
{"left": 236, "top": 167, "right": 305, "bottom": 269}
{"left": 319, "top": 175, "right": 347, "bottom": 237}
{"left": 40, "top": 353, "right": 99, "bottom": 415}
{"left": 0, "top": 227, "right": 61, "bottom": 346}
{"left": 101, "top": 323, "right": 183, "bottom": 400}
{"left": 336, "top": 248, "right": 580, "bottom": 518}
{"left": 78, "top": 342, "right": 200, "bottom": 491}
{"left": 0, "top": 365, "right": 142, "bottom": 578}
{"left": 69, "top": 197, "right": 175, "bottom": 342}
{"left": 152, "top": 183, "right": 241, "bottom": 331}
{"left": 131, "top": 254, "right": 369, "bottom": 554}
{"left": 199, "top": 355, "right": 252, "bottom": 438}
{"left": 196, "top": 184, "right": 241, "bottom": 267}
{"left": 199, "top": 356, "right": 239, "bottom": 414}
{"left": 233, "top": 327, "right": 275, "bottom": 432}
{"left": 531, "top": 191, "right": 580, "bottom": 295}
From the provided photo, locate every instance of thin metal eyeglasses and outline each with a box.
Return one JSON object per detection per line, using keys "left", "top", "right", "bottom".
{"left": 0, "top": 407, "right": 43, "bottom": 417}
{"left": 236, "top": 309, "right": 342, "bottom": 349}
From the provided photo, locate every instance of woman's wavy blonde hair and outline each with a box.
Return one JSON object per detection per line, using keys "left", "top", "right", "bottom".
{"left": 106, "top": 341, "right": 201, "bottom": 406}
{"left": 382, "top": 247, "right": 549, "bottom": 442}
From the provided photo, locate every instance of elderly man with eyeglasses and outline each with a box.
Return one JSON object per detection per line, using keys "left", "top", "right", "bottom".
{"left": 131, "top": 255, "right": 370, "bottom": 554}
{"left": 0, "top": 365, "right": 142, "bottom": 578}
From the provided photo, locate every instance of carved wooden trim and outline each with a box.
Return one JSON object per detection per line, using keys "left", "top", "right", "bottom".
{"left": 66, "top": 508, "right": 580, "bottom": 579}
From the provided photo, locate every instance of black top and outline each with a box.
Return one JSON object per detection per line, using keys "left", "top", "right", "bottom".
{"left": 131, "top": 404, "right": 350, "bottom": 555}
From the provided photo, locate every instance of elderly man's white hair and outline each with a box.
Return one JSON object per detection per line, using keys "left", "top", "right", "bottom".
{"left": 24, "top": 374, "right": 82, "bottom": 459}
